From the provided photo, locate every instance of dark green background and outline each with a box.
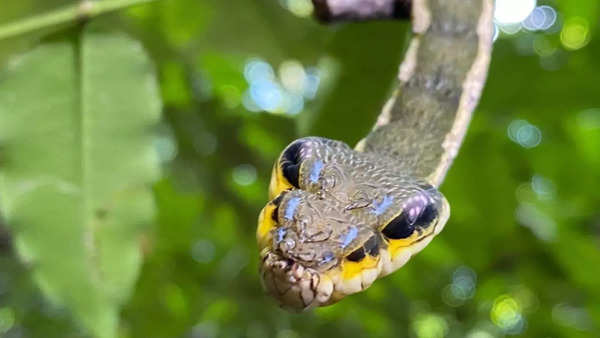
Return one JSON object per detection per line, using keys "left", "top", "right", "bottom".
{"left": 0, "top": 0, "right": 599, "bottom": 337}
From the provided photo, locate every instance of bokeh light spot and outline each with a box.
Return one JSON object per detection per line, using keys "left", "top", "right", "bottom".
{"left": 250, "top": 79, "right": 284, "bottom": 112}
{"left": 442, "top": 266, "right": 477, "bottom": 306}
{"left": 491, "top": 295, "right": 526, "bottom": 334}
{"left": 494, "top": 0, "right": 536, "bottom": 25}
{"left": 507, "top": 119, "right": 542, "bottom": 148}
{"left": 413, "top": 313, "right": 448, "bottom": 338}
{"left": 286, "top": 0, "right": 314, "bottom": 18}
{"left": 303, "top": 67, "right": 321, "bottom": 99}
{"left": 451, "top": 266, "right": 477, "bottom": 298}
{"left": 531, "top": 175, "right": 556, "bottom": 200}
{"left": 232, "top": 164, "right": 257, "bottom": 186}
{"left": 279, "top": 60, "right": 306, "bottom": 94}
{"left": 561, "top": 17, "right": 591, "bottom": 50}
{"left": 242, "top": 91, "right": 262, "bottom": 112}
{"left": 522, "top": 6, "right": 557, "bottom": 31}
{"left": 280, "top": 93, "right": 305, "bottom": 116}
{"left": 499, "top": 23, "right": 522, "bottom": 35}
{"left": 242, "top": 58, "right": 321, "bottom": 115}
{"left": 244, "top": 59, "right": 275, "bottom": 84}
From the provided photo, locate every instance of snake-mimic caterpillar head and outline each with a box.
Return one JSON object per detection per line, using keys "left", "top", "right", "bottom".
{"left": 257, "top": 137, "right": 450, "bottom": 310}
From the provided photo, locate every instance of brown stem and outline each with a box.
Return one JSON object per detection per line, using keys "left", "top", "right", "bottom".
{"left": 312, "top": 0, "right": 411, "bottom": 23}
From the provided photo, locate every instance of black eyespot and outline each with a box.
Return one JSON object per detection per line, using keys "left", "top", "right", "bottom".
{"left": 363, "top": 235, "right": 380, "bottom": 256}
{"left": 382, "top": 212, "right": 415, "bottom": 239}
{"left": 280, "top": 141, "right": 303, "bottom": 188}
{"left": 415, "top": 204, "right": 437, "bottom": 228}
{"left": 382, "top": 202, "right": 438, "bottom": 239}
{"left": 346, "top": 247, "right": 365, "bottom": 262}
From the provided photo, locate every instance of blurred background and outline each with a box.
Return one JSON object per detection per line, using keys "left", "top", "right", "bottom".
{"left": 0, "top": 0, "right": 599, "bottom": 337}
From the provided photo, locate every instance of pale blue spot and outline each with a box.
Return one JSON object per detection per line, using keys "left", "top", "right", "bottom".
{"left": 372, "top": 195, "right": 394, "bottom": 215}
{"left": 276, "top": 227, "right": 287, "bottom": 243}
{"left": 341, "top": 226, "right": 358, "bottom": 248}
{"left": 321, "top": 251, "right": 334, "bottom": 264}
{"left": 309, "top": 160, "right": 324, "bottom": 183}
{"left": 284, "top": 197, "right": 301, "bottom": 220}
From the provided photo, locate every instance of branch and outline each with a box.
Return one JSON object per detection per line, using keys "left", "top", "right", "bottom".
{"left": 312, "top": 0, "right": 411, "bottom": 23}
{"left": 0, "top": 0, "right": 159, "bottom": 41}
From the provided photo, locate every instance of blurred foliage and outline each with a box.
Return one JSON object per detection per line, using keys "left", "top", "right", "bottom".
{"left": 0, "top": 25, "right": 161, "bottom": 337}
{"left": 0, "top": 0, "right": 599, "bottom": 338}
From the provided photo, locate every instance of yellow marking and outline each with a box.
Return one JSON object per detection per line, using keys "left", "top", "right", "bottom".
{"left": 268, "top": 163, "right": 293, "bottom": 200}
{"left": 386, "top": 229, "right": 435, "bottom": 258}
{"left": 342, "top": 255, "right": 378, "bottom": 280}
{"left": 387, "top": 237, "right": 417, "bottom": 257}
{"left": 268, "top": 164, "right": 279, "bottom": 199}
{"left": 257, "top": 203, "right": 278, "bottom": 249}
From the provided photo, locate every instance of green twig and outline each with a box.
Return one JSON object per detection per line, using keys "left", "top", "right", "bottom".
{"left": 0, "top": 0, "right": 159, "bottom": 41}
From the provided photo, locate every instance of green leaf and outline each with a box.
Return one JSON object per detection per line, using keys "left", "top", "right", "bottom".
{"left": 0, "top": 29, "right": 161, "bottom": 338}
